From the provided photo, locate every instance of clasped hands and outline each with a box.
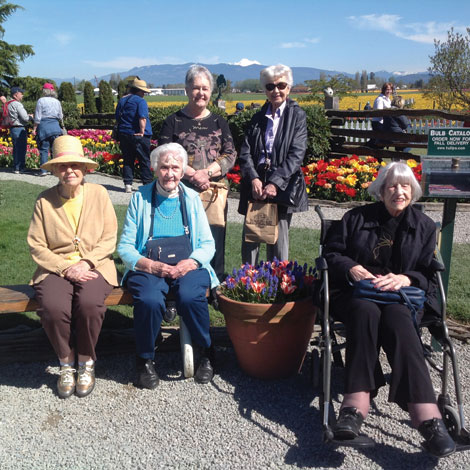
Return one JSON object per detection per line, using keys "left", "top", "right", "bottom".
{"left": 349, "top": 265, "right": 411, "bottom": 291}
{"left": 189, "top": 169, "right": 211, "bottom": 191}
{"left": 148, "top": 258, "right": 198, "bottom": 279}
{"left": 251, "top": 178, "right": 277, "bottom": 200}
{"left": 63, "top": 260, "right": 97, "bottom": 282}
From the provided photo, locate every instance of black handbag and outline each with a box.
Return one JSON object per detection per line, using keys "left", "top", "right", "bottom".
{"left": 269, "top": 170, "right": 305, "bottom": 207}
{"left": 145, "top": 184, "right": 192, "bottom": 266}
{"left": 259, "top": 134, "right": 305, "bottom": 207}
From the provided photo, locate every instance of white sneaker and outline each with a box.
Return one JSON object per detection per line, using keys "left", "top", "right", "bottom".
{"left": 125, "top": 184, "right": 133, "bottom": 193}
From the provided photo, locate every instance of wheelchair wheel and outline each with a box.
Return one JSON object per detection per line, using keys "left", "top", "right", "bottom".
{"left": 179, "top": 317, "right": 194, "bottom": 378}
{"left": 442, "top": 404, "right": 461, "bottom": 439}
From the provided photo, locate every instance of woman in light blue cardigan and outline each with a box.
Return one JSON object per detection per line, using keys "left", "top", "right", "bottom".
{"left": 118, "top": 143, "right": 218, "bottom": 389}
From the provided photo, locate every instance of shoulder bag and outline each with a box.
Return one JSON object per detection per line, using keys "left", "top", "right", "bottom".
{"left": 145, "top": 184, "right": 192, "bottom": 266}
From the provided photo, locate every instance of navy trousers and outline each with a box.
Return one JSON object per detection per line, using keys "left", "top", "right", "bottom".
{"left": 126, "top": 269, "right": 211, "bottom": 360}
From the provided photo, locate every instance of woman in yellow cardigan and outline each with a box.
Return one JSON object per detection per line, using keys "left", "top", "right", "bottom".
{"left": 27, "top": 135, "right": 118, "bottom": 398}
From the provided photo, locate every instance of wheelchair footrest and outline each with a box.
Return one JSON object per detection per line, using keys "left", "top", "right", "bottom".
{"left": 326, "top": 434, "right": 375, "bottom": 448}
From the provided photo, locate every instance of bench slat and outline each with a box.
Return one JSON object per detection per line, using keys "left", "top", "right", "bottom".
{"left": 0, "top": 285, "right": 133, "bottom": 314}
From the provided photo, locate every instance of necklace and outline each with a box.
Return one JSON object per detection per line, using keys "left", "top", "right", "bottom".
{"left": 156, "top": 200, "right": 179, "bottom": 219}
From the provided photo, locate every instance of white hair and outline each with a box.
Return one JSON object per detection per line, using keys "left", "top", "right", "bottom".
{"left": 259, "top": 64, "right": 294, "bottom": 88}
{"left": 368, "top": 162, "right": 422, "bottom": 203}
{"left": 151, "top": 143, "right": 188, "bottom": 173}
{"left": 185, "top": 64, "right": 214, "bottom": 92}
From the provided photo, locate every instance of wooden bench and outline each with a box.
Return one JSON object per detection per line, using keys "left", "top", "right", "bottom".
{"left": 326, "top": 108, "right": 469, "bottom": 161}
{"left": 0, "top": 284, "right": 194, "bottom": 376}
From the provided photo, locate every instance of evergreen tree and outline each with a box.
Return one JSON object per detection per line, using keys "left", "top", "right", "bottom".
{"left": 98, "top": 80, "right": 114, "bottom": 113}
{"left": 117, "top": 79, "right": 127, "bottom": 100}
{"left": 360, "top": 70, "right": 368, "bottom": 93}
{"left": 83, "top": 81, "right": 97, "bottom": 114}
{"left": 58, "top": 81, "right": 76, "bottom": 103}
{"left": 0, "top": 1, "right": 34, "bottom": 91}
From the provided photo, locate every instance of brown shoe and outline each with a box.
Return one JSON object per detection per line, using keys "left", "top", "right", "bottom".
{"left": 57, "top": 365, "right": 76, "bottom": 399}
{"left": 76, "top": 362, "right": 95, "bottom": 397}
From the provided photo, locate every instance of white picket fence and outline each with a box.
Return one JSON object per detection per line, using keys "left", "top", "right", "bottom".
{"left": 341, "top": 118, "right": 465, "bottom": 143}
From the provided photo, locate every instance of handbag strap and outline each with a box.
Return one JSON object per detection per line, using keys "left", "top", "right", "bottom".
{"left": 148, "top": 183, "right": 190, "bottom": 240}
{"left": 399, "top": 288, "right": 426, "bottom": 354}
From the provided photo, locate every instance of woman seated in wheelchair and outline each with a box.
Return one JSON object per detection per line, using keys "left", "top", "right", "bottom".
{"left": 323, "top": 161, "right": 455, "bottom": 457}
{"left": 118, "top": 142, "right": 219, "bottom": 389}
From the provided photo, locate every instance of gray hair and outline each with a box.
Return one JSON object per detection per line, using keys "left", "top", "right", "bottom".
{"left": 185, "top": 65, "right": 214, "bottom": 92}
{"left": 42, "top": 88, "right": 58, "bottom": 98}
{"left": 368, "top": 162, "right": 422, "bottom": 203}
{"left": 260, "top": 64, "right": 294, "bottom": 88}
{"left": 151, "top": 143, "right": 188, "bottom": 173}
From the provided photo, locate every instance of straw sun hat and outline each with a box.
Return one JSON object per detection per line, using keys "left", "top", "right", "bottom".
{"left": 41, "top": 135, "right": 99, "bottom": 171}
{"left": 129, "top": 78, "right": 150, "bottom": 93}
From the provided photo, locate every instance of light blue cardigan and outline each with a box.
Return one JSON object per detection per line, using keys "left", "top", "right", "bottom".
{"left": 118, "top": 181, "right": 219, "bottom": 289}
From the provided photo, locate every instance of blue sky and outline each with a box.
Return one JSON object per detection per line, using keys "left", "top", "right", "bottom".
{"left": 5, "top": 0, "right": 470, "bottom": 81}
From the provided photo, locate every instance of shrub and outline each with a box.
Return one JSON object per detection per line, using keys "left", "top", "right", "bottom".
{"left": 98, "top": 80, "right": 115, "bottom": 113}
{"left": 227, "top": 108, "right": 258, "bottom": 155}
{"left": 61, "top": 102, "right": 82, "bottom": 130}
{"left": 301, "top": 105, "right": 331, "bottom": 163}
{"left": 148, "top": 104, "right": 183, "bottom": 140}
{"left": 83, "top": 81, "right": 97, "bottom": 114}
{"left": 59, "top": 82, "right": 77, "bottom": 104}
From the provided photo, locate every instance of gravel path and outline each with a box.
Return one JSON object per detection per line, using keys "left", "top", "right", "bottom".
{"left": 2, "top": 169, "right": 470, "bottom": 469}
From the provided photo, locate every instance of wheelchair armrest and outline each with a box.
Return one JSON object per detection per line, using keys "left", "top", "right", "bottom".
{"left": 315, "top": 205, "right": 325, "bottom": 221}
{"left": 430, "top": 257, "right": 445, "bottom": 272}
{"left": 315, "top": 256, "right": 328, "bottom": 271}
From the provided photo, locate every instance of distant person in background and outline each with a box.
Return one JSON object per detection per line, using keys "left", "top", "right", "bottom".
{"left": 33, "top": 83, "right": 64, "bottom": 176}
{"left": 368, "top": 82, "right": 394, "bottom": 148}
{"left": 364, "top": 101, "right": 372, "bottom": 110}
{"left": 383, "top": 96, "right": 410, "bottom": 153}
{"left": 8, "top": 86, "right": 33, "bottom": 173}
{"left": 0, "top": 95, "right": 6, "bottom": 104}
{"left": 159, "top": 64, "right": 236, "bottom": 282}
{"left": 235, "top": 102, "right": 245, "bottom": 114}
{"left": 115, "top": 78, "right": 154, "bottom": 193}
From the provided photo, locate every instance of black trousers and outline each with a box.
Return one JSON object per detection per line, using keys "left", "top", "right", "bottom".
{"left": 331, "top": 294, "right": 436, "bottom": 411}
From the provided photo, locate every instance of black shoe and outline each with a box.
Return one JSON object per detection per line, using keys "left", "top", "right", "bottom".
{"left": 333, "top": 407, "right": 364, "bottom": 440}
{"left": 194, "top": 347, "right": 215, "bottom": 384}
{"left": 418, "top": 418, "right": 456, "bottom": 458}
{"left": 135, "top": 357, "right": 159, "bottom": 390}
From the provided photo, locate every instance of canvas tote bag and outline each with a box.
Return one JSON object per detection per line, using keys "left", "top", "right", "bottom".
{"left": 244, "top": 201, "right": 279, "bottom": 244}
{"left": 200, "top": 182, "right": 228, "bottom": 227}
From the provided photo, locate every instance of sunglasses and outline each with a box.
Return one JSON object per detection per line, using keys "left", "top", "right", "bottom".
{"left": 265, "top": 82, "right": 288, "bottom": 91}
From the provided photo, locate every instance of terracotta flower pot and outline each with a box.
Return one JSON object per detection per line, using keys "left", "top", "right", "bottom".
{"left": 218, "top": 293, "right": 317, "bottom": 380}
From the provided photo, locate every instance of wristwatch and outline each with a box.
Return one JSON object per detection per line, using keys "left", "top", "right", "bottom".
{"left": 207, "top": 169, "right": 213, "bottom": 178}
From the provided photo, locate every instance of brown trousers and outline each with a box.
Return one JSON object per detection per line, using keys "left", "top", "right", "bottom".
{"left": 34, "top": 272, "right": 112, "bottom": 361}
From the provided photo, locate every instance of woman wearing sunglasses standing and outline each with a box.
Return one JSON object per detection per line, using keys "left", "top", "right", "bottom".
{"left": 238, "top": 64, "right": 308, "bottom": 265}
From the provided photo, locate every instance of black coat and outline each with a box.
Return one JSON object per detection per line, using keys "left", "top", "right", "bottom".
{"left": 237, "top": 99, "right": 308, "bottom": 215}
{"left": 383, "top": 114, "right": 410, "bottom": 133}
{"left": 324, "top": 202, "right": 438, "bottom": 308}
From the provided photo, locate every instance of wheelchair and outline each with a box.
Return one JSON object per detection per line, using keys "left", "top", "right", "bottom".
{"left": 311, "top": 204, "right": 470, "bottom": 451}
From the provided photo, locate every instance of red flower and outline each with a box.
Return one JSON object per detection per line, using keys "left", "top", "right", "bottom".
{"left": 344, "top": 188, "right": 357, "bottom": 197}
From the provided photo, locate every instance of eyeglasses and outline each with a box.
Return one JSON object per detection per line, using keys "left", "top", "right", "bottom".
{"left": 265, "top": 82, "right": 288, "bottom": 91}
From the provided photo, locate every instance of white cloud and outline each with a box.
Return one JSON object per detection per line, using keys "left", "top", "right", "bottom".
{"left": 280, "top": 37, "right": 320, "bottom": 48}
{"left": 83, "top": 56, "right": 160, "bottom": 69}
{"left": 54, "top": 33, "right": 72, "bottom": 46}
{"left": 280, "top": 41, "right": 307, "bottom": 49}
{"left": 233, "top": 58, "right": 261, "bottom": 66}
{"left": 348, "top": 14, "right": 465, "bottom": 44}
{"left": 304, "top": 37, "right": 320, "bottom": 44}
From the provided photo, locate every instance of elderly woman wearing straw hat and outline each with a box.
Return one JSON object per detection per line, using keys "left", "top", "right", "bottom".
{"left": 27, "top": 135, "right": 118, "bottom": 398}
{"left": 115, "top": 77, "right": 154, "bottom": 193}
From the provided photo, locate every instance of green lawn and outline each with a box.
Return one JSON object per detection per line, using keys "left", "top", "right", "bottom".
{"left": 1, "top": 181, "right": 469, "bottom": 326}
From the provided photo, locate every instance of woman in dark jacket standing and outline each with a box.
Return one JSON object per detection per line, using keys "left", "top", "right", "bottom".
{"left": 238, "top": 64, "right": 308, "bottom": 265}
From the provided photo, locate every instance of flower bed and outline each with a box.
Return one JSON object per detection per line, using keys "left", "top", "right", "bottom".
{"left": 0, "top": 128, "right": 157, "bottom": 179}
{"left": 226, "top": 155, "right": 422, "bottom": 203}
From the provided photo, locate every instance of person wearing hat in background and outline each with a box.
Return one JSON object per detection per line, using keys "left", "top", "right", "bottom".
{"left": 8, "top": 86, "right": 33, "bottom": 173}
{"left": 27, "top": 135, "right": 118, "bottom": 399}
{"left": 115, "top": 78, "right": 154, "bottom": 193}
{"left": 235, "top": 102, "right": 245, "bottom": 114}
{"left": 32, "top": 83, "right": 64, "bottom": 176}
